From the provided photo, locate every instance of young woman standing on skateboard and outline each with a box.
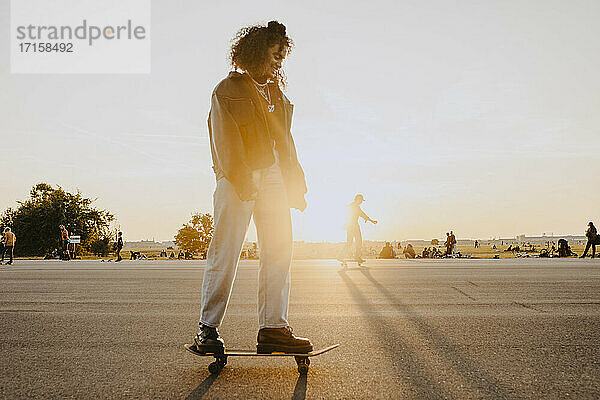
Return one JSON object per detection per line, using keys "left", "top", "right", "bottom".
{"left": 193, "top": 21, "right": 312, "bottom": 355}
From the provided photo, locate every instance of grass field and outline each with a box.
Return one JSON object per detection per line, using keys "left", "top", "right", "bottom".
{"left": 11, "top": 241, "right": 592, "bottom": 261}
{"left": 55, "top": 243, "right": 596, "bottom": 261}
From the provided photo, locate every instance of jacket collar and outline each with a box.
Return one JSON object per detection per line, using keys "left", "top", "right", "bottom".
{"left": 227, "top": 71, "right": 293, "bottom": 133}
{"left": 227, "top": 70, "right": 245, "bottom": 79}
{"left": 227, "top": 70, "right": 290, "bottom": 104}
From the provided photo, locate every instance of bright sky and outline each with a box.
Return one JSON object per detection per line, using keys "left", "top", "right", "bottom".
{"left": 1, "top": 0, "right": 599, "bottom": 242}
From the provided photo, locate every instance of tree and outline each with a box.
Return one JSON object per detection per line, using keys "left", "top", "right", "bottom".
{"left": 1, "top": 183, "right": 114, "bottom": 256}
{"left": 88, "top": 233, "right": 111, "bottom": 257}
{"left": 174, "top": 212, "right": 214, "bottom": 257}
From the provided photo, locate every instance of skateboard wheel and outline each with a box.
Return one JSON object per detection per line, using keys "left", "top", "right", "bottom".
{"left": 295, "top": 356, "right": 309, "bottom": 374}
{"left": 208, "top": 362, "right": 221, "bottom": 374}
{"left": 298, "top": 364, "right": 309, "bottom": 374}
{"left": 294, "top": 356, "right": 309, "bottom": 366}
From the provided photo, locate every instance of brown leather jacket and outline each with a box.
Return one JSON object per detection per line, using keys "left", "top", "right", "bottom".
{"left": 586, "top": 225, "right": 597, "bottom": 240}
{"left": 208, "top": 71, "right": 307, "bottom": 210}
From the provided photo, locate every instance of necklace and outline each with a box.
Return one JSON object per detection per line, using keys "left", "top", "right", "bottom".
{"left": 247, "top": 73, "right": 275, "bottom": 112}
{"left": 255, "top": 84, "right": 275, "bottom": 113}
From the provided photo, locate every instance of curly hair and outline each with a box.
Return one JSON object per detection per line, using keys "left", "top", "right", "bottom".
{"left": 230, "top": 20, "right": 293, "bottom": 89}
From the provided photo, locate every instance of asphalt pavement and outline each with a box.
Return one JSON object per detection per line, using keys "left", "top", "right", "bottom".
{"left": 0, "top": 258, "right": 598, "bottom": 399}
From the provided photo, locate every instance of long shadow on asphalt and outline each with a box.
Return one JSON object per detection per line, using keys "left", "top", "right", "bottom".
{"left": 357, "top": 268, "right": 516, "bottom": 399}
{"left": 185, "top": 366, "right": 307, "bottom": 399}
{"left": 186, "top": 371, "right": 220, "bottom": 400}
{"left": 291, "top": 374, "right": 307, "bottom": 400}
{"left": 337, "top": 270, "right": 451, "bottom": 399}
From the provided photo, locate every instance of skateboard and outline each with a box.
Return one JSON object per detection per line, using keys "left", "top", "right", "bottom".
{"left": 184, "top": 343, "right": 340, "bottom": 375}
{"left": 337, "top": 258, "right": 366, "bottom": 268}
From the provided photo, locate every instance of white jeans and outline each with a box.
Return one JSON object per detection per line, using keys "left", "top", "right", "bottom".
{"left": 200, "top": 163, "right": 293, "bottom": 329}
{"left": 345, "top": 224, "right": 362, "bottom": 259}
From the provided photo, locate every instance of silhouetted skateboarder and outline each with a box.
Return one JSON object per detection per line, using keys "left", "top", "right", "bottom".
{"left": 193, "top": 21, "right": 312, "bottom": 356}
{"left": 344, "top": 194, "right": 377, "bottom": 263}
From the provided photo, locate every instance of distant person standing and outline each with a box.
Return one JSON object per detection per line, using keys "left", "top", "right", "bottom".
{"left": 474, "top": 240, "right": 479, "bottom": 248}
{"left": 116, "top": 232, "right": 124, "bottom": 262}
{"left": 1, "top": 227, "right": 16, "bottom": 265}
{"left": 345, "top": 194, "right": 378, "bottom": 262}
{"left": 580, "top": 222, "right": 598, "bottom": 258}
{"left": 60, "top": 225, "right": 70, "bottom": 261}
{"left": 450, "top": 231, "right": 457, "bottom": 255}
{"left": 444, "top": 232, "right": 451, "bottom": 255}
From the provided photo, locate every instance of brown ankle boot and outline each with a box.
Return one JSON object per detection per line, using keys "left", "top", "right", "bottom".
{"left": 257, "top": 326, "right": 313, "bottom": 354}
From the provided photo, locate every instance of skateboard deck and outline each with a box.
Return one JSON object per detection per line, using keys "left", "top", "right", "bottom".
{"left": 337, "top": 258, "right": 366, "bottom": 268}
{"left": 184, "top": 343, "right": 340, "bottom": 375}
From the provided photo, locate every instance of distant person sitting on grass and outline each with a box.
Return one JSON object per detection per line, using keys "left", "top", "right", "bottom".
{"left": 403, "top": 243, "right": 416, "bottom": 259}
{"left": 160, "top": 249, "right": 167, "bottom": 258}
{"left": 378, "top": 242, "right": 396, "bottom": 259}
{"left": 1, "top": 227, "right": 16, "bottom": 265}
{"left": 130, "top": 251, "right": 146, "bottom": 260}
{"left": 44, "top": 249, "right": 59, "bottom": 260}
{"left": 558, "top": 239, "right": 574, "bottom": 257}
{"left": 178, "top": 251, "right": 185, "bottom": 259}
{"left": 580, "top": 222, "right": 598, "bottom": 258}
